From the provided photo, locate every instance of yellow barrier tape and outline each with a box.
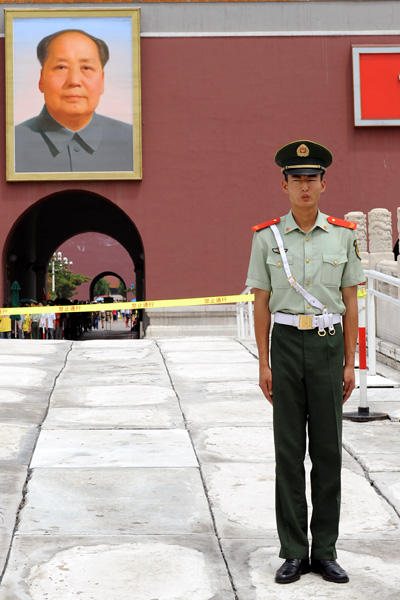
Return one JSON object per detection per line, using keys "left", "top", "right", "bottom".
{"left": 357, "top": 286, "right": 367, "bottom": 299}
{"left": 0, "top": 294, "right": 255, "bottom": 316}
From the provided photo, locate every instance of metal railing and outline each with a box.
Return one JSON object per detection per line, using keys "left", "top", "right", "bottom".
{"left": 365, "top": 269, "right": 400, "bottom": 376}
{"left": 236, "top": 287, "right": 255, "bottom": 338}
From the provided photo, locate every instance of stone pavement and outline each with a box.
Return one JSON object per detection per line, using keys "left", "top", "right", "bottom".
{"left": 0, "top": 324, "right": 399, "bottom": 599}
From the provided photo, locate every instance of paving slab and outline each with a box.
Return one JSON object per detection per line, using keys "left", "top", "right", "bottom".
{"left": 50, "top": 383, "right": 177, "bottom": 407}
{"left": 201, "top": 459, "right": 400, "bottom": 541}
{"left": 202, "top": 462, "right": 276, "bottom": 537}
{"left": 0, "top": 424, "right": 38, "bottom": 465}
{"left": 55, "top": 363, "right": 172, "bottom": 387}
{"left": 43, "top": 405, "right": 185, "bottom": 429}
{"left": 221, "top": 539, "right": 400, "bottom": 600}
{"left": 0, "top": 340, "right": 69, "bottom": 356}
{"left": 174, "top": 379, "right": 265, "bottom": 405}
{"left": 157, "top": 337, "right": 242, "bottom": 353}
{"left": 0, "top": 467, "right": 28, "bottom": 575}
{"left": 18, "top": 468, "right": 213, "bottom": 536}
{"left": 0, "top": 366, "right": 48, "bottom": 389}
{"left": 369, "top": 472, "right": 400, "bottom": 516}
{"left": 167, "top": 361, "right": 259, "bottom": 382}
{"left": 345, "top": 387, "right": 400, "bottom": 405}
{"left": 0, "top": 535, "right": 234, "bottom": 600}
{"left": 68, "top": 340, "right": 157, "bottom": 361}
{"left": 355, "top": 373, "right": 400, "bottom": 388}
{"left": 343, "top": 421, "right": 400, "bottom": 472}
{"left": 183, "top": 398, "right": 272, "bottom": 426}
{"left": 0, "top": 342, "right": 71, "bottom": 585}
{"left": 192, "top": 426, "right": 275, "bottom": 463}
{"left": 31, "top": 429, "right": 198, "bottom": 468}
{"left": 161, "top": 350, "right": 256, "bottom": 364}
{"left": 74, "top": 339, "right": 154, "bottom": 349}
{"left": 339, "top": 466, "right": 400, "bottom": 539}
{"left": 0, "top": 388, "right": 52, "bottom": 425}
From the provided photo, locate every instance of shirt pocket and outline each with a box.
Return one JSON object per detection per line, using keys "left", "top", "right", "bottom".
{"left": 266, "top": 253, "right": 293, "bottom": 288}
{"left": 322, "top": 253, "right": 348, "bottom": 287}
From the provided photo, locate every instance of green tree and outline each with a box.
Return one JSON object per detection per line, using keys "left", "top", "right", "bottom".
{"left": 93, "top": 278, "right": 110, "bottom": 297}
{"left": 49, "top": 267, "right": 91, "bottom": 300}
{"left": 117, "top": 279, "right": 128, "bottom": 298}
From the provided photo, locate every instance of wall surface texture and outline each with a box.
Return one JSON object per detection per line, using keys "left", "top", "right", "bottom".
{"left": 1, "top": 1, "right": 399, "bottom": 303}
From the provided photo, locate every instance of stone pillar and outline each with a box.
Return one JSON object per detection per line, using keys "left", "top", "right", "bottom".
{"left": 345, "top": 210, "right": 368, "bottom": 270}
{"left": 368, "top": 208, "right": 394, "bottom": 271}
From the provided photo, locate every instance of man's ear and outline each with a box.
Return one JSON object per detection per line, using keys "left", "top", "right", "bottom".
{"left": 101, "top": 70, "right": 105, "bottom": 95}
{"left": 321, "top": 177, "right": 327, "bottom": 193}
{"left": 281, "top": 179, "right": 289, "bottom": 195}
{"left": 39, "top": 70, "right": 44, "bottom": 93}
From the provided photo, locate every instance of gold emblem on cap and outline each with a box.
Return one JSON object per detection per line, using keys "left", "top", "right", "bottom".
{"left": 297, "top": 144, "right": 310, "bottom": 157}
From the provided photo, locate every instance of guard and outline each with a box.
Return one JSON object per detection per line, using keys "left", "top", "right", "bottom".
{"left": 246, "top": 140, "right": 365, "bottom": 584}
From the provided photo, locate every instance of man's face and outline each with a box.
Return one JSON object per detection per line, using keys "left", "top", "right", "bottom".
{"left": 281, "top": 173, "right": 326, "bottom": 212}
{"left": 39, "top": 32, "right": 105, "bottom": 130}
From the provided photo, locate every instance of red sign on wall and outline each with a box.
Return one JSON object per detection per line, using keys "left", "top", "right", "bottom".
{"left": 353, "top": 46, "right": 400, "bottom": 126}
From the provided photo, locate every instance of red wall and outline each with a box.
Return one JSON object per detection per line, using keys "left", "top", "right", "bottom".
{"left": 1, "top": 35, "right": 400, "bottom": 303}
{"left": 58, "top": 234, "right": 136, "bottom": 301}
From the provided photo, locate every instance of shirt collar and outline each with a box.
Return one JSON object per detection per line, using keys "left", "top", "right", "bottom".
{"left": 283, "top": 210, "right": 329, "bottom": 234}
{"left": 37, "top": 105, "right": 103, "bottom": 155}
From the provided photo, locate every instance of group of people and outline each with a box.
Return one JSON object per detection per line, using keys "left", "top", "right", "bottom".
{"left": 0, "top": 302, "right": 64, "bottom": 340}
{"left": 0, "top": 301, "right": 140, "bottom": 340}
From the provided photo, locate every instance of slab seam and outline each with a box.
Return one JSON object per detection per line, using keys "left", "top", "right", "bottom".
{"left": 342, "top": 441, "right": 400, "bottom": 521}
{"left": 235, "top": 338, "right": 259, "bottom": 361}
{"left": 155, "top": 341, "right": 239, "bottom": 600}
{"left": 0, "top": 342, "right": 74, "bottom": 586}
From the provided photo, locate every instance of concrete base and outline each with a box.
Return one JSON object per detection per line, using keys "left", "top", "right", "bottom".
{"left": 145, "top": 305, "right": 237, "bottom": 338}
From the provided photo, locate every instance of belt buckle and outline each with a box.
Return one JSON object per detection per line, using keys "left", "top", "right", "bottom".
{"left": 298, "top": 315, "right": 313, "bottom": 330}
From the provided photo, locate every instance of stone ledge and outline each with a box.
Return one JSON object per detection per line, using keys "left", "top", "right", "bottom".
{"left": 376, "top": 337, "right": 400, "bottom": 371}
{"left": 145, "top": 305, "right": 237, "bottom": 338}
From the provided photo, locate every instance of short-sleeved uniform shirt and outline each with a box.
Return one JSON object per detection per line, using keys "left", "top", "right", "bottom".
{"left": 246, "top": 210, "right": 365, "bottom": 315}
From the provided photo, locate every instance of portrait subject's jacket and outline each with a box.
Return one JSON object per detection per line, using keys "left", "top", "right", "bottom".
{"left": 15, "top": 105, "right": 134, "bottom": 173}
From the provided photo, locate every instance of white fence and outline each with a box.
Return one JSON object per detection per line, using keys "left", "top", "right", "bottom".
{"left": 366, "top": 269, "right": 400, "bottom": 374}
{"left": 236, "top": 287, "right": 254, "bottom": 339}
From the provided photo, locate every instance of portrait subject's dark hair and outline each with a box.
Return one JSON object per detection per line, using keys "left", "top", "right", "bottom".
{"left": 37, "top": 29, "right": 110, "bottom": 68}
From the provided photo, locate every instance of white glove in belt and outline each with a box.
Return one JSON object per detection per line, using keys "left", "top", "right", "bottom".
{"left": 274, "top": 311, "right": 341, "bottom": 336}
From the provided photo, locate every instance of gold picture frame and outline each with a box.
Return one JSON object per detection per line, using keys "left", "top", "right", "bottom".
{"left": 5, "top": 8, "right": 142, "bottom": 181}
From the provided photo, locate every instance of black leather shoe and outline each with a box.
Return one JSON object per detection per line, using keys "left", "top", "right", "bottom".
{"left": 311, "top": 559, "right": 349, "bottom": 583}
{"left": 275, "top": 559, "right": 310, "bottom": 584}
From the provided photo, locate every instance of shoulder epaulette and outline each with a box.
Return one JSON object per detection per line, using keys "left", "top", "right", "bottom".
{"left": 327, "top": 216, "right": 357, "bottom": 230}
{"left": 252, "top": 217, "right": 280, "bottom": 232}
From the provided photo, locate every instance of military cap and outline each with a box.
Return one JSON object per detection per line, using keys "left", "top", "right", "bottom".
{"left": 274, "top": 140, "right": 333, "bottom": 175}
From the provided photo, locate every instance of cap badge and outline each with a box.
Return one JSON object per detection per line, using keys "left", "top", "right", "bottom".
{"left": 297, "top": 143, "right": 310, "bottom": 157}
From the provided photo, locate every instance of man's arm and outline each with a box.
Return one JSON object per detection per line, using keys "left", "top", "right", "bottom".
{"left": 342, "top": 285, "right": 359, "bottom": 403}
{"left": 254, "top": 288, "right": 273, "bottom": 404}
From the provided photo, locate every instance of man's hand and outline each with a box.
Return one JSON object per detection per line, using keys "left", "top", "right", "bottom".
{"left": 342, "top": 364, "right": 355, "bottom": 404}
{"left": 259, "top": 364, "right": 273, "bottom": 405}
{"left": 253, "top": 288, "right": 273, "bottom": 405}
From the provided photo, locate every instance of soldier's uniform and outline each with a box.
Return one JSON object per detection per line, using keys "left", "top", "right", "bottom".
{"left": 246, "top": 141, "right": 365, "bottom": 575}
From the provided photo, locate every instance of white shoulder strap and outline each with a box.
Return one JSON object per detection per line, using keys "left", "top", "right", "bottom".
{"left": 270, "top": 224, "right": 327, "bottom": 313}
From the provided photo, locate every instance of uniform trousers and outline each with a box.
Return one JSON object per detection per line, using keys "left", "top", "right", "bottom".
{"left": 271, "top": 322, "right": 344, "bottom": 560}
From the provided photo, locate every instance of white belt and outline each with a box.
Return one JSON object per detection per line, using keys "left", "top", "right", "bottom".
{"left": 274, "top": 311, "right": 341, "bottom": 336}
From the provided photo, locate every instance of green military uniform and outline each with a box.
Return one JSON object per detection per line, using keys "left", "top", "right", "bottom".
{"left": 246, "top": 209, "right": 365, "bottom": 558}
{"left": 246, "top": 141, "right": 365, "bottom": 565}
